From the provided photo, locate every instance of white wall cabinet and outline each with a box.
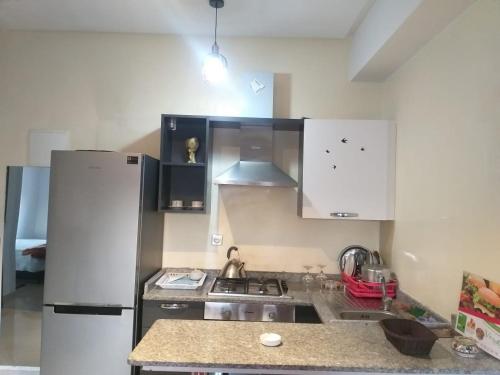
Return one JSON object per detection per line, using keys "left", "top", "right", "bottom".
{"left": 300, "top": 119, "right": 395, "bottom": 220}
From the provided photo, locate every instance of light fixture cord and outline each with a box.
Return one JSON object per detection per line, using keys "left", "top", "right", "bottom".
{"left": 214, "top": 5, "right": 218, "bottom": 46}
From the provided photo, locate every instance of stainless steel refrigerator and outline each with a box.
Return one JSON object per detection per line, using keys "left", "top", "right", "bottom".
{"left": 41, "top": 151, "right": 164, "bottom": 375}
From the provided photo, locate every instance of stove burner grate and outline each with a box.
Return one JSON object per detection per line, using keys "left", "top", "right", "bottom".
{"left": 210, "top": 277, "right": 285, "bottom": 297}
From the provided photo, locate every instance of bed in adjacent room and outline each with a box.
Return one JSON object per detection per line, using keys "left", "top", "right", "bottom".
{"left": 15, "top": 239, "right": 46, "bottom": 281}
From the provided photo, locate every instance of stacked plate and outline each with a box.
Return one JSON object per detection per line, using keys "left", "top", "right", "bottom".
{"left": 338, "top": 245, "right": 386, "bottom": 278}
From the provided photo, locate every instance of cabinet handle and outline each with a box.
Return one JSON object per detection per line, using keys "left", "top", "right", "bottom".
{"left": 331, "top": 212, "right": 359, "bottom": 218}
{"left": 160, "top": 303, "right": 189, "bottom": 310}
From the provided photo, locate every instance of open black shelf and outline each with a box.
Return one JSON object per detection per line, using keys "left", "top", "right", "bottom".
{"left": 159, "top": 164, "right": 205, "bottom": 208}
{"left": 158, "top": 115, "right": 210, "bottom": 213}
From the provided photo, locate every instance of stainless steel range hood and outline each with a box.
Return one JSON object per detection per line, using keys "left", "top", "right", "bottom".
{"left": 214, "top": 126, "right": 297, "bottom": 187}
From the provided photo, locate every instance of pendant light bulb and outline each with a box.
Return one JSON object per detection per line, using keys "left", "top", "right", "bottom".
{"left": 202, "top": 43, "right": 228, "bottom": 83}
{"left": 203, "top": 0, "right": 227, "bottom": 83}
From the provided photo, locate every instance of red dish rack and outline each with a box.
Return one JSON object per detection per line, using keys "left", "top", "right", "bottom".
{"left": 342, "top": 272, "right": 397, "bottom": 298}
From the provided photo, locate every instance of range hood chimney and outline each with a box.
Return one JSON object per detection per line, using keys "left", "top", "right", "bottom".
{"left": 214, "top": 126, "right": 297, "bottom": 187}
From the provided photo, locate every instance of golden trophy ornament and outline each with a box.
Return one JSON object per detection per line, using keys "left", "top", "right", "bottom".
{"left": 185, "top": 137, "right": 200, "bottom": 163}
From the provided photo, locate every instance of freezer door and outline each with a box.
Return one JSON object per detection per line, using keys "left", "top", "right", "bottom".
{"left": 41, "top": 306, "right": 134, "bottom": 375}
{"left": 44, "top": 151, "right": 142, "bottom": 307}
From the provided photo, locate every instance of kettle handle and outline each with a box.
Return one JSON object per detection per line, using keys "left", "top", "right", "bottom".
{"left": 227, "top": 246, "right": 239, "bottom": 259}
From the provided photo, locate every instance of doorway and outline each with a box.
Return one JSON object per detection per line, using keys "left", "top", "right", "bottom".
{"left": 1, "top": 166, "right": 50, "bottom": 368}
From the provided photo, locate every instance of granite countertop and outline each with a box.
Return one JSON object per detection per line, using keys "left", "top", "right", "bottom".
{"left": 129, "top": 319, "right": 500, "bottom": 374}
{"left": 134, "top": 269, "right": 500, "bottom": 373}
{"left": 143, "top": 270, "right": 446, "bottom": 325}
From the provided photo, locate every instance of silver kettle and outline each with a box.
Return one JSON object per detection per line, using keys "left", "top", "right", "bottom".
{"left": 219, "top": 246, "right": 247, "bottom": 279}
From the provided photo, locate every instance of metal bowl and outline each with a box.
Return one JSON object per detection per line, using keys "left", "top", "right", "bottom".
{"left": 361, "top": 264, "right": 392, "bottom": 282}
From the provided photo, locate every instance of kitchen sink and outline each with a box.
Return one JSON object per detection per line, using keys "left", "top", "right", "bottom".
{"left": 338, "top": 310, "right": 397, "bottom": 321}
{"left": 295, "top": 305, "right": 322, "bottom": 324}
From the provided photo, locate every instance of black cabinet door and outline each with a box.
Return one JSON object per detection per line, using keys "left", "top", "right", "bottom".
{"left": 141, "top": 300, "right": 205, "bottom": 337}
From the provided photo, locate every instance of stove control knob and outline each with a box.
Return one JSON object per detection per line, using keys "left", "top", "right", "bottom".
{"left": 222, "top": 310, "right": 232, "bottom": 320}
{"left": 268, "top": 312, "right": 276, "bottom": 321}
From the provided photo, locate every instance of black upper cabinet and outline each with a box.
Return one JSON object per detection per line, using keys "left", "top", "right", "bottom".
{"left": 158, "top": 115, "right": 210, "bottom": 213}
{"left": 158, "top": 114, "right": 303, "bottom": 214}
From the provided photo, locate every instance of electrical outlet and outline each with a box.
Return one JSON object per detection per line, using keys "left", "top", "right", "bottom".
{"left": 211, "top": 234, "right": 223, "bottom": 246}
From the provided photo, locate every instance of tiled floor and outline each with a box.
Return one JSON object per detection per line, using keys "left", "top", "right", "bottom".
{"left": 0, "top": 283, "right": 43, "bottom": 367}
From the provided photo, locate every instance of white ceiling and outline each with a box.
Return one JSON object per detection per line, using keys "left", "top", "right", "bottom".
{"left": 0, "top": 0, "right": 374, "bottom": 38}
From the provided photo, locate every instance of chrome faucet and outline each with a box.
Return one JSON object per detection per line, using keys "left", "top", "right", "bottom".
{"left": 379, "top": 275, "right": 393, "bottom": 311}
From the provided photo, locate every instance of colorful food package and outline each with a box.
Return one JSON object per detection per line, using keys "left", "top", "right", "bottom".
{"left": 456, "top": 271, "right": 500, "bottom": 359}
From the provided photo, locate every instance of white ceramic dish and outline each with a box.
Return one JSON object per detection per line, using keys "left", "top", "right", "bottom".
{"left": 259, "top": 333, "right": 282, "bottom": 347}
{"left": 189, "top": 269, "right": 204, "bottom": 281}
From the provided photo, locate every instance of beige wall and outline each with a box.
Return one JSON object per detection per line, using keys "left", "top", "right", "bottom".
{"left": 381, "top": 0, "right": 500, "bottom": 318}
{"left": 2, "top": 2, "right": 497, "bottom": 315}
{"left": 165, "top": 127, "right": 381, "bottom": 272}
{"left": 0, "top": 31, "right": 385, "bottom": 277}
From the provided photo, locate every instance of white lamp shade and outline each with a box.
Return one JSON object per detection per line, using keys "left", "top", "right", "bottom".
{"left": 202, "top": 52, "right": 228, "bottom": 83}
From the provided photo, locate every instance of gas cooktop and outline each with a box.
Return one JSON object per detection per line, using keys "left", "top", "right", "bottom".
{"left": 208, "top": 277, "right": 291, "bottom": 298}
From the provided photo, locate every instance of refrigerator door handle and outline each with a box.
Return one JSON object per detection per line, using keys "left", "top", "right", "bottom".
{"left": 51, "top": 304, "right": 127, "bottom": 316}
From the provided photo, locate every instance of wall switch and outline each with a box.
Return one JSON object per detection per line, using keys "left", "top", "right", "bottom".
{"left": 211, "top": 234, "right": 223, "bottom": 246}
